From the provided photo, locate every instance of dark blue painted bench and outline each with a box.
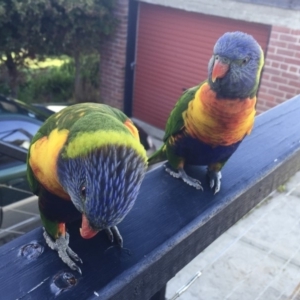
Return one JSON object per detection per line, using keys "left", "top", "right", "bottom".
{"left": 1, "top": 95, "right": 300, "bottom": 300}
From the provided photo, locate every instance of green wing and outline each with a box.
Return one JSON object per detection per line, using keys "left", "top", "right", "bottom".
{"left": 27, "top": 131, "right": 43, "bottom": 195}
{"left": 163, "top": 82, "right": 205, "bottom": 142}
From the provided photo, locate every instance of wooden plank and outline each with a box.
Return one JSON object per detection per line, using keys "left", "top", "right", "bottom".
{"left": 0, "top": 95, "right": 300, "bottom": 299}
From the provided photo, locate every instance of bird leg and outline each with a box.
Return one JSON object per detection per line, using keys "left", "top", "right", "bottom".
{"left": 105, "top": 226, "right": 123, "bottom": 247}
{"left": 43, "top": 228, "right": 83, "bottom": 274}
{"left": 164, "top": 165, "right": 203, "bottom": 190}
{"left": 207, "top": 169, "right": 222, "bottom": 194}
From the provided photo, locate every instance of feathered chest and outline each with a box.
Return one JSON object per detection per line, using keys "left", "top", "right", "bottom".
{"left": 29, "top": 128, "right": 71, "bottom": 200}
{"left": 183, "top": 83, "right": 256, "bottom": 146}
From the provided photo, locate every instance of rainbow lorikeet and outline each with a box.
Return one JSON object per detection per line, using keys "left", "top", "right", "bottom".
{"left": 27, "top": 103, "right": 147, "bottom": 273}
{"left": 148, "top": 31, "right": 264, "bottom": 194}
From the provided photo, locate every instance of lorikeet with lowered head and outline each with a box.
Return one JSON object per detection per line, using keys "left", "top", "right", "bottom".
{"left": 148, "top": 31, "right": 264, "bottom": 194}
{"left": 27, "top": 103, "right": 147, "bottom": 273}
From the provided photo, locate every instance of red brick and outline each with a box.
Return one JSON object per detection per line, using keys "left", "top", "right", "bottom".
{"left": 270, "top": 32, "right": 279, "bottom": 40}
{"left": 260, "top": 80, "right": 277, "bottom": 89}
{"left": 288, "top": 80, "right": 300, "bottom": 87}
{"left": 279, "top": 64, "right": 288, "bottom": 71}
{"left": 287, "top": 43, "right": 300, "bottom": 52}
{"left": 265, "top": 100, "right": 277, "bottom": 108}
{"left": 266, "top": 53, "right": 281, "bottom": 61}
{"left": 273, "top": 26, "right": 291, "bottom": 34}
{"left": 265, "top": 60, "right": 271, "bottom": 66}
{"left": 276, "top": 48, "right": 295, "bottom": 57}
{"left": 268, "top": 88, "right": 285, "bottom": 97}
{"left": 267, "top": 46, "right": 276, "bottom": 54}
{"left": 291, "top": 29, "right": 300, "bottom": 35}
{"left": 262, "top": 73, "right": 270, "bottom": 80}
{"left": 282, "top": 72, "right": 299, "bottom": 80}
{"left": 271, "top": 61, "right": 280, "bottom": 68}
{"left": 271, "top": 76, "right": 288, "bottom": 84}
{"left": 264, "top": 66, "right": 281, "bottom": 76}
{"left": 259, "top": 92, "right": 275, "bottom": 102}
{"left": 275, "top": 98, "right": 285, "bottom": 104}
{"left": 270, "top": 40, "right": 288, "bottom": 48}
{"left": 99, "top": 0, "right": 129, "bottom": 107}
{"left": 277, "top": 85, "right": 297, "bottom": 94}
{"left": 284, "top": 57, "right": 300, "bottom": 65}
{"left": 284, "top": 93, "right": 297, "bottom": 100}
{"left": 289, "top": 66, "right": 299, "bottom": 73}
{"left": 279, "top": 34, "right": 298, "bottom": 43}
{"left": 259, "top": 86, "right": 267, "bottom": 93}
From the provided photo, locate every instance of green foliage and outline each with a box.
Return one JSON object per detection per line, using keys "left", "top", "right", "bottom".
{"left": 43, "top": 0, "right": 118, "bottom": 56}
{"left": 0, "top": 0, "right": 118, "bottom": 98}
{"left": 17, "top": 54, "right": 100, "bottom": 104}
{"left": 19, "top": 65, "right": 74, "bottom": 103}
{"left": 0, "top": 65, "right": 10, "bottom": 95}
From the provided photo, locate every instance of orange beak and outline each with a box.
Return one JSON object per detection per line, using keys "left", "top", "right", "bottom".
{"left": 80, "top": 214, "right": 99, "bottom": 239}
{"left": 212, "top": 60, "right": 229, "bottom": 82}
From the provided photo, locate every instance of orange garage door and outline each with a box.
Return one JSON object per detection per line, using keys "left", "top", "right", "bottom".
{"left": 133, "top": 2, "right": 271, "bottom": 129}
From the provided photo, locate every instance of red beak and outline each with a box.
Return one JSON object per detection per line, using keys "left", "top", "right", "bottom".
{"left": 80, "top": 214, "right": 99, "bottom": 239}
{"left": 212, "top": 60, "right": 229, "bottom": 82}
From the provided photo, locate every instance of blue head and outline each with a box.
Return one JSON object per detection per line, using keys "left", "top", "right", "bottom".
{"left": 57, "top": 145, "right": 147, "bottom": 238}
{"left": 208, "top": 31, "right": 264, "bottom": 99}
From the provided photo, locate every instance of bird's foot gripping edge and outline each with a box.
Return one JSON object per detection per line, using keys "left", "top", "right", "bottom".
{"left": 164, "top": 165, "right": 203, "bottom": 190}
{"left": 207, "top": 169, "right": 222, "bottom": 194}
{"left": 105, "top": 226, "right": 123, "bottom": 248}
{"left": 43, "top": 228, "right": 83, "bottom": 274}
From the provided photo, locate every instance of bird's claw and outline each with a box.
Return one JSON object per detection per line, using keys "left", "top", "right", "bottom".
{"left": 105, "top": 226, "right": 123, "bottom": 247}
{"left": 207, "top": 170, "right": 222, "bottom": 194}
{"left": 43, "top": 228, "right": 82, "bottom": 274}
{"left": 165, "top": 165, "right": 203, "bottom": 190}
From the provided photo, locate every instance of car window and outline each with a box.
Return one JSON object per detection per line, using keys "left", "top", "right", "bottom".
{"left": 0, "top": 101, "right": 18, "bottom": 113}
{"left": 0, "top": 153, "right": 24, "bottom": 171}
{"left": 0, "top": 119, "right": 40, "bottom": 149}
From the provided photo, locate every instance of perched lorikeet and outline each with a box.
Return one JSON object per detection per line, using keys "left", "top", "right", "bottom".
{"left": 27, "top": 103, "right": 147, "bottom": 273}
{"left": 148, "top": 31, "right": 264, "bottom": 194}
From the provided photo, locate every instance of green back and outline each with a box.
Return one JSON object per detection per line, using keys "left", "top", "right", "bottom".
{"left": 163, "top": 82, "right": 204, "bottom": 142}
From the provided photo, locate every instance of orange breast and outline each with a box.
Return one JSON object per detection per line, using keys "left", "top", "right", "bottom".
{"left": 183, "top": 83, "right": 256, "bottom": 146}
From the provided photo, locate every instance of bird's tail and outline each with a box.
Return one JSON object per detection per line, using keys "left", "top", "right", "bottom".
{"left": 147, "top": 145, "right": 167, "bottom": 165}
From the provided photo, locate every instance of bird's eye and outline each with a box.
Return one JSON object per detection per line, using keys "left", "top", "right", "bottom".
{"left": 215, "top": 55, "right": 219, "bottom": 60}
{"left": 242, "top": 57, "right": 250, "bottom": 65}
{"left": 80, "top": 186, "right": 86, "bottom": 201}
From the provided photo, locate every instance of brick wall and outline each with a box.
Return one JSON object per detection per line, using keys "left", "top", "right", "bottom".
{"left": 99, "top": 0, "right": 129, "bottom": 110}
{"left": 257, "top": 26, "right": 300, "bottom": 113}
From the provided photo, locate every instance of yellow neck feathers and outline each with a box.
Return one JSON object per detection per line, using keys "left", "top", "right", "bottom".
{"left": 64, "top": 130, "right": 147, "bottom": 161}
{"left": 183, "top": 83, "right": 256, "bottom": 146}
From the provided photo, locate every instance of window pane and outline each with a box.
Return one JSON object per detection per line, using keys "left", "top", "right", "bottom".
{"left": 0, "top": 120, "right": 40, "bottom": 149}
